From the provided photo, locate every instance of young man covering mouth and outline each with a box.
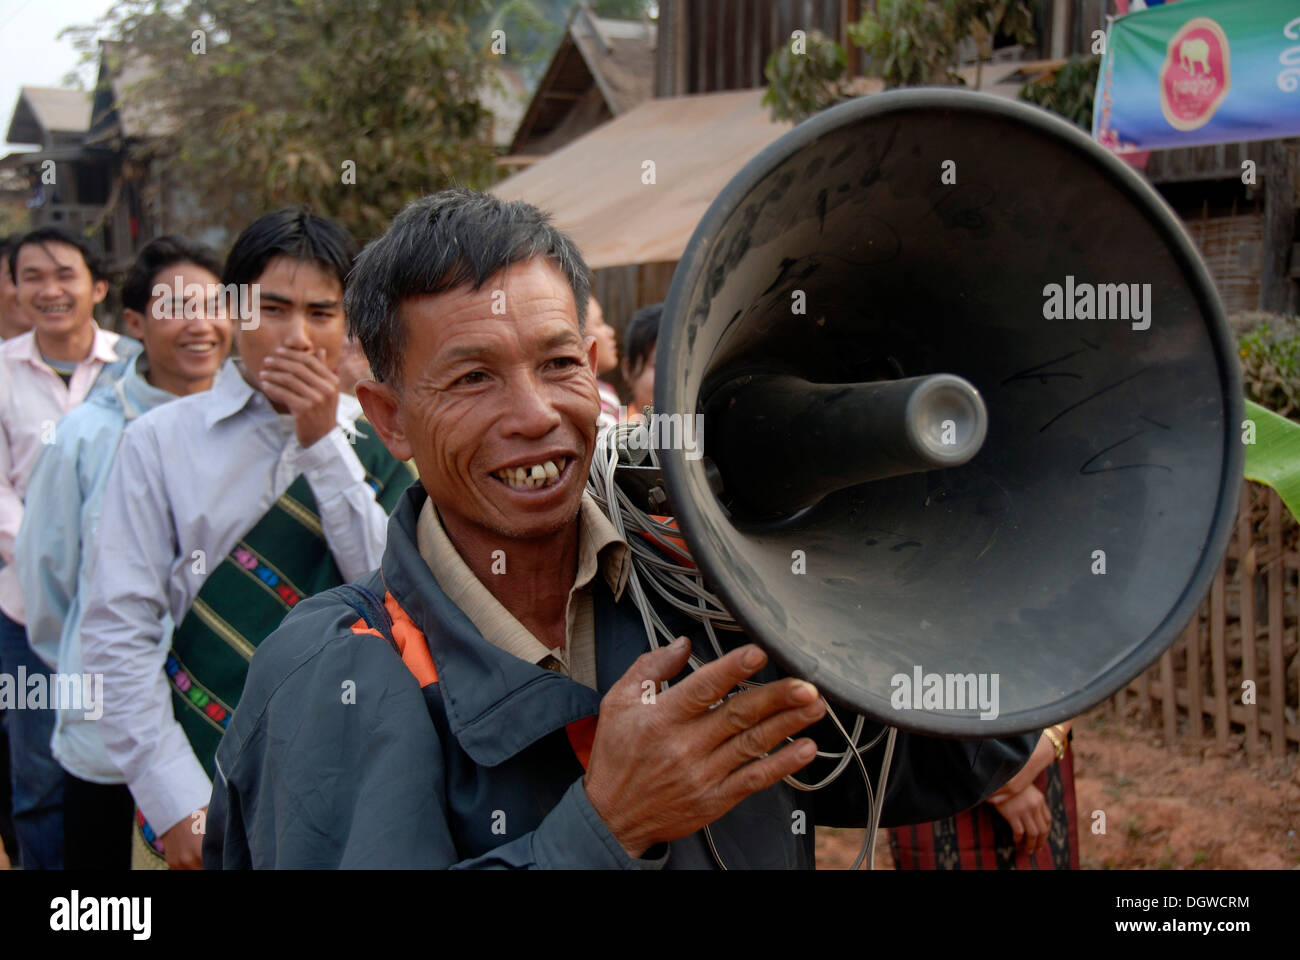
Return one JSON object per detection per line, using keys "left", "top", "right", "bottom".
{"left": 80, "top": 210, "right": 412, "bottom": 870}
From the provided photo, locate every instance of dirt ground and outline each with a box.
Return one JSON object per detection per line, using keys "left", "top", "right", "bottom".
{"left": 815, "top": 705, "right": 1300, "bottom": 870}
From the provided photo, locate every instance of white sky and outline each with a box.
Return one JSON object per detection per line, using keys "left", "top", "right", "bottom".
{"left": 0, "top": 0, "right": 116, "bottom": 154}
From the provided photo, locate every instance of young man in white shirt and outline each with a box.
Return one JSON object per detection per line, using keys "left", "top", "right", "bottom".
{"left": 17, "top": 235, "right": 232, "bottom": 870}
{"left": 0, "top": 227, "right": 139, "bottom": 869}
{"left": 0, "top": 233, "right": 26, "bottom": 869}
{"left": 81, "top": 209, "right": 411, "bottom": 869}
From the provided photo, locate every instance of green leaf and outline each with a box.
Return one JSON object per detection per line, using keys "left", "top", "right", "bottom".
{"left": 1243, "top": 399, "right": 1300, "bottom": 524}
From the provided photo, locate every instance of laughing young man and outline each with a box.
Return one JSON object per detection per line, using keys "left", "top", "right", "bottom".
{"left": 204, "top": 190, "right": 1034, "bottom": 870}
{"left": 17, "top": 236, "right": 232, "bottom": 870}
{"left": 80, "top": 210, "right": 411, "bottom": 870}
{"left": 0, "top": 227, "right": 139, "bottom": 869}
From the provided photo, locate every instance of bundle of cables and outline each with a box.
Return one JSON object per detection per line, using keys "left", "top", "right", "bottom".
{"left": 586, "top": 419, "right": 899, "bottom": 870}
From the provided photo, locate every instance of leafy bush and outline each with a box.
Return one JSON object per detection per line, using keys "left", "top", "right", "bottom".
{"left": 848, "top": 0, "right": 1036, "bottom": 89}
{"left": 762, "top": 30, "right": 849, "bottom": 125}
{"left": 1234, "top": 312, "right": 1300, "bottom": 419}
{"left": 762, "top": 1, "right": 1037, "bottom": 124}
{"left": 1018, "top": 55, "right": 1100, "bottom": 129}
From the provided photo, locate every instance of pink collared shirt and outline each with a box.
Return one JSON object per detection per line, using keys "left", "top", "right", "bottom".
{"left": 0, "top": 325, "right": 132, "bottom": 623}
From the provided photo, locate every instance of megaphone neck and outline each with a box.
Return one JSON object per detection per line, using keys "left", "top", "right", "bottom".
{"left": 704, "top": 372, "right": 987, "bottom": 519}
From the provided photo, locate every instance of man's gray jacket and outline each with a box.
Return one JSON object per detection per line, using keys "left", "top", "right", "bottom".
{"left": 204, "top": 483, "right": 1035, "bottom": 868}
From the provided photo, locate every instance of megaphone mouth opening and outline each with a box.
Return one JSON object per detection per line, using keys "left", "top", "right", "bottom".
{"left": 905, "top": 375, "right": 989, "bottom": 464}
{"left": 655, "top": 89, "right": 1243, "bottom": 736}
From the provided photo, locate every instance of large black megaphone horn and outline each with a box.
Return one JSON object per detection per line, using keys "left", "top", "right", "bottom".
{"left": 654, "top": 89, "right": 1243, "bottom": 737}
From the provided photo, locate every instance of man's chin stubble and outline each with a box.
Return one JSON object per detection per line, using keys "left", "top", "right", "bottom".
{"left": 486, "top": 497, "right": 584, "bottom": 542}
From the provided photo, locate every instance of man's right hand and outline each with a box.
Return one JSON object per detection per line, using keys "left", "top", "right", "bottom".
{"left": 160, "top": 806, "right": 207, "bottom": 870}
{"left": 259, "top": 346, "right": 341, "bottom": 450}
{"left": 582, "top": 637, "right": 825, "bottom": 858}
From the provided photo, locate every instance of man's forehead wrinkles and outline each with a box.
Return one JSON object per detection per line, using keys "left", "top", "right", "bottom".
{"left": 435, "top": 326, "right": 582, "bottom": 365}
{"left": 539, "top": 329, "right": 584, "bottom": 349}
{"left": 430, "top": 287, "right": 571, "bottom": 322}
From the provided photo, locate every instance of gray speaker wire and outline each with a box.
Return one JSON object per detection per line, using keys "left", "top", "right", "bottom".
{"left": 588, "top": 421, "right": 898, "bottom": 870}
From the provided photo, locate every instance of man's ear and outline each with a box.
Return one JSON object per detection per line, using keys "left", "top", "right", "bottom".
{"left": 123, "top": 308, "right": 146, "bottom": 341}
{"left": 584, "top": 334, "right": 599, "bottom": 376}
{"left": 355, "top": 378, "right": 414, "bottom": 462}
{"left": 91, "top": 277, "right": 109, "bottom": 306}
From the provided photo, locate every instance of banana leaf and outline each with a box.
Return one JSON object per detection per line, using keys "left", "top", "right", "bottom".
{"left": 1243, "top": 398, "right": 1300, "bottom": 523}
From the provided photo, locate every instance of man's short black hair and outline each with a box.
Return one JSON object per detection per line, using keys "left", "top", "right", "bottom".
{"left": 122, "top": 235, "right": 223, "bottom": 314}
{"left": 623, "top": 302, "right": 662, "bottom": 380}
{"left": 345, "top": 188, "right": 592, "bottom": 386}
{"left": 221, "top": 207, "right": 358, "bottom": 292}
{"left": 8, "top": 226, "right": 108, "bottom": 284}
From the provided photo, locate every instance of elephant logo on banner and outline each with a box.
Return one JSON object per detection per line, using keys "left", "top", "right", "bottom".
{"left": 1159, "top": 17, "right": 1231, "bottom": 131}
{"left": 1180, "top": 37, "right": 1210, "bottom": 74}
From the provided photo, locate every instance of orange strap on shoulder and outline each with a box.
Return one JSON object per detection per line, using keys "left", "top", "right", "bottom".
{"left": 348, "top": 591, "right": 439, "bottom": 688}
{"left": 350, "top": 589, "right": 595, "bottom": 768}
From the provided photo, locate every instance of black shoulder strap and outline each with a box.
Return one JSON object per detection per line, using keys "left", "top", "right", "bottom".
{"left": 332, "top": 582, "right": 400, "bottom": 656}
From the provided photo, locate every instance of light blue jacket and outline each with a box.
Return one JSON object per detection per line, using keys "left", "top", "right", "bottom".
{"left": 17, "top": 354, "right": 185, "bottom": 783}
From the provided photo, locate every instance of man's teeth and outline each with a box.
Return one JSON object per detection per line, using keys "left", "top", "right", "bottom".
{"left": 494, "top": 457, "right": 568, "bottom": 490}
{"left": 182, "top": 344, "right": 215, "bottom": 353}
{"left": 38, "top": 304, "right": 71, "bottom": 314}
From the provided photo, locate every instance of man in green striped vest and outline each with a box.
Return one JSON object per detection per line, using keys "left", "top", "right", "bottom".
{"left": 81, "top": 210, "right": 412, "bottom": 869}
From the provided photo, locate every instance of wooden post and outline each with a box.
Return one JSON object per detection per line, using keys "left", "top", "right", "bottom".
{"left": 710, "top": 0, "right": 725, "bottom": 93}
{"left": 656, "top": 0, "right": 686, "bottom": 97}
{"left": 1050, "top": 0, "right": 1067, "bottom": 59}
{"left": 1239, "top": 486, "right": 1259, "bottom": 757}
{"left": 1268, "top": 490, "right": 1286, "bottom": 755}
{"left": 1261, "top": 139, "right": 1296, "bottom": 313}
{"left": 1159, "top": 648, "right": 1177, "bottom": 744}
{"left": 1187, "top": 607, "right": 1203, "bottom": 740}
{"left": 1210, "top": 562, "right": 1228, "bottom": 749}
{"left": 695, "top": 0, "right": 710, "bottom": 94}
{"left": 841, "top": 0, "right": 857, "bottom": 78}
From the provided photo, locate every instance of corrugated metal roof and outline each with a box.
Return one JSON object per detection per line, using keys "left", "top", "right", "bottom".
{"left": 493, "top": 88, "right": 792, "bottom": 269}
{"left": 570, "top": 8, "right": 656, "bottom": 115}
{"left": 509, "top": 8, "right": 656, "bottom": 157}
